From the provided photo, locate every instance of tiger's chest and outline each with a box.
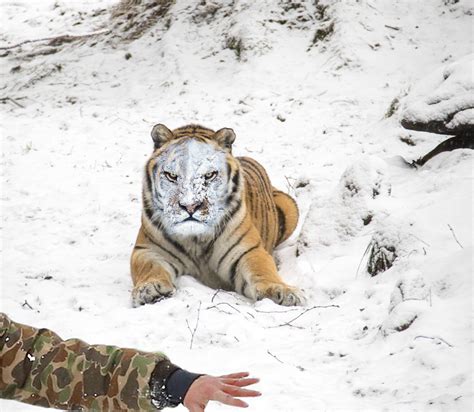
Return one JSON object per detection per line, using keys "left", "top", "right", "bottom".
{"left": 180, "top": 238, "right": 233, "bottom": 290}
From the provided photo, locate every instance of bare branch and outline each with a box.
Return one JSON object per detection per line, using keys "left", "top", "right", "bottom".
{"left": 414, "top": 335, "right": 454, "bottom": 348}
{"left": 206, "top": 302, "right": 241, "bottom": 313}
{"left": 356, "top": 240, "right": 372, "bottom": 278}
{"left": 413, "top": 134, "right": 474, "bottom": 167}
{"left": 0, "top": 29, "right": 110, "bottom": 51}
{"left": 268, "top": 305, "right": 340, "bottom": 328}
{"left": 185, "top": 301, "right": 202, "bottom": 350}
{"left": 0, "top": 97, "right": 26, "bottom": 108}
{"left": 284, "top": 175, "right": 295, "bottom": 193}
{"left": 447, "top": 224, "right": 464, "bottom": 249}
{"left": 254, "top": 308, "right": 299, "bottom": 314}
{"left": 211, "top": 289, "right": 220, "bottom": 303}
{"left": 267, "top": 350, "right": 284, "bottom": 364}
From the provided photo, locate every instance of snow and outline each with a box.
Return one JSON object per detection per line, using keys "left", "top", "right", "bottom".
{"left": 1, "top": 0, "right": 472, "bottom": 411}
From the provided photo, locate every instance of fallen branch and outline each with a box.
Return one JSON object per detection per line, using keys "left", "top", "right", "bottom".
{"left": 185, "top": 301, "right": 201, "bottom": 350}
{"left": 0, "top": 29, "right": 111, "bottom": 51}
{"left": 268, "top": 305, "right": 340, "bottom": 328}
{"left": 355, "top": 240, "right": 372, "bottom": 278}
{"left": 211, "top": 289, "right": 220, "bottom": 303}
{"left": 447, "top": 224, "right": 464, "bottom": 249}
{"left": 414, "top": 335, "right": 454, "bottom": 348}
{"left": 284, "top": 175, "right": 295, "bottom": 192}
{"left": 254, "top": 308, "right": 299, "bottom": 314}
{"left": 206, "top": 302, "right": 241, "bottom": 313}
{"left": 412, "top": 134, "right": 474, "bottom": 167}
{"left": 408, "top": 233, "right": 431, "bottom": 248}
{"left": 0, "top": 96, "right": 26, "bottom": 108}
{"left": 267, "top": 350, "right": 284, "bottom": 364}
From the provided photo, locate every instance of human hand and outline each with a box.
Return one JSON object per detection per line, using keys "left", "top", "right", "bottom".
{"left": 183, "top": 372, "right": 261, "bottom": 412}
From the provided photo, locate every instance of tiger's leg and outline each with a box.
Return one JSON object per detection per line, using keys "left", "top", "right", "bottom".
{"left": 272, "top": 189, "right": 299, "bottom": 246}
{"left": 130, "top": 230, "right": 176, "bottom": 307}
{"left": 231, "top": 244, "right": 304, "bottom": 306}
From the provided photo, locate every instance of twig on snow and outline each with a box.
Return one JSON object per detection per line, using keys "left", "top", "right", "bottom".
{"left": 255, "top": 308, "right": 299, "bottom": 314}
{"left": 414, "top": 335, "right": 454, "bottom": 348}
{"left": 206, "top": 302, "right": 241, "bottom": 313}
{"left": 409, "top": 233, "right": 431, "bottom": 247}
{"left": 185, "top": 301, "right": 202, "bottom": 350}
{"left": 284, "top": 175, "right": 295, "bottom": 193}
{"left": 268, "top": 305, "right": 340, "bottom": 328}
{"left": 210, "top": 288, "right": 247, "bottom": 303}
{"left": 0, "top": 29, "right": 111, "bottom": 51}
{"left": 356, "top": 240, "right": 372, "bottom": 278}
{"left": 267, "top": 350, "right": 284, "bottom": 364}
{"left": 359, "top": 21, "right": 374, "bottom": 32}
{"left": 244, "top": 147, "right": 263, "bottom": 154}
{"left": 365, "top": 1, "right": 379, "bottom": 12}
{"left": 447, "top": 224, "right": 464, "bottom": 249}
{"left": 211, "top": 289, "right": 220, "bottom": 303}
{"left": 208, "top": 307, "right": 233, "bottom": 315}
{"left": 0, "top": 96, "right": 26, "bottom": 108}
{"left": 22, "top": 300, "right": 33, "bottom": 310}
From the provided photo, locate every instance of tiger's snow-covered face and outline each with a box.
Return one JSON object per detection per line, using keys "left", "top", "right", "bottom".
{"left": 154, "top": 138, "right": 230, "bottom": 237}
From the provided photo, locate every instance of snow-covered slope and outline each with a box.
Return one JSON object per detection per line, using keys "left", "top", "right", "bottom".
{"left": 1, "top": 0, "right": 472, "bottom": 410}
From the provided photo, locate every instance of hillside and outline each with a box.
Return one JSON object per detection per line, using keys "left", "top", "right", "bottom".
{"left": 1, "top": 1, "right": 472, "bottom": 410}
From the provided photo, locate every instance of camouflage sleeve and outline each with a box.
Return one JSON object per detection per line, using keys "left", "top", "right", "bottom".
{"left": 0, "top": 313, "right": 177, "bottom": 411}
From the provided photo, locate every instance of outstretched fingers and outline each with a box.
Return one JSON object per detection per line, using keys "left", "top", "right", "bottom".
{"left": 219, "top": 372, "right": 250, "bottom": 379}
{"left": 222, "top": 384, "right": 261, "bottom": 398}
{"left": 222, "top": 378, "right": 260, "bottom": 387}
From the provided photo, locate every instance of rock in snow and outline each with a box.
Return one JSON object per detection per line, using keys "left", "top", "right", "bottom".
{"left": 401, "top": 54, "right": 474, "bottom": 134}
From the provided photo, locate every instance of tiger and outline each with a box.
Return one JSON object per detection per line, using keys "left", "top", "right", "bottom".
{"left": 130, "top": 124, "right": 304, "bottom": 307}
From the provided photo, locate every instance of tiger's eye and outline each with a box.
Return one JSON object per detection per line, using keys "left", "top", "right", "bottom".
{"left": 164, "top": 171, "right": 178, "bottom": 182}
{"left": 204, "top": 171, "right": 218, "bottom": 181}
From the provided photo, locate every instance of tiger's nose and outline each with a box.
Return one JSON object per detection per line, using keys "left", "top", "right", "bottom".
{"left": 179, "top": 201, "right": 202, "bottom": 215}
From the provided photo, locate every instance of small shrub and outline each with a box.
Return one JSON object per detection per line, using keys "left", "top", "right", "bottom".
{"left": 226, "top": 36, "right": 243, "bottom": 61}
{"left": 384, "top": 97, "right": 400, "bottom": 118}
{"left": 367, "top": 240, "right": 397, "bottom": 276}
{"left": 311, "top": 21, "right": 334, "bottom": 45}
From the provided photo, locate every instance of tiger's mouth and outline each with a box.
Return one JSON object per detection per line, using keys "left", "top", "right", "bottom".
{"left": 182, "top": 216, "right": 200, "bottom": 223}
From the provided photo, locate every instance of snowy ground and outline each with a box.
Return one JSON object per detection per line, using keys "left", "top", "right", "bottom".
{"left": 1, "top": 0, "right": 472, "bottom": 411}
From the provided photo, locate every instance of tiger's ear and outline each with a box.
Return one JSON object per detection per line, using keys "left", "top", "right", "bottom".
{"left": 213, "top": 128, "right": 236, "bottom": 151}
{"left": 151, "top": 124, "right": 174, "bottom": 149}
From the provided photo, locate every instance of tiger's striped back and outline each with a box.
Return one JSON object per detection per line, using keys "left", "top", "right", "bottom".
{"left": 238, "top": 156, "right": 298, "bottom": 252}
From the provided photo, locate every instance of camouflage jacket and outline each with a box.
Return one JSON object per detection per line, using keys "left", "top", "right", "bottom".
{"left": 0, "top": 313, "right": 182, "bottom": 411}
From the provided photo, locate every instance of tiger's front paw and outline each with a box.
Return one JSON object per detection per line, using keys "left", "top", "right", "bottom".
{"left": 256, "top": 283, "right": 305, "bottom": 306}
{"left": 132, "top": 282, "right": 175, "bottom": 307}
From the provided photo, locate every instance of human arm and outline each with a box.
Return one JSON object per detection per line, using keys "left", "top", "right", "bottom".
{"left": 0, "top": 313, "right": 261, "bottom": 411}
{"left": 0, "top": 313, "right": 180, "bottom": 411}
